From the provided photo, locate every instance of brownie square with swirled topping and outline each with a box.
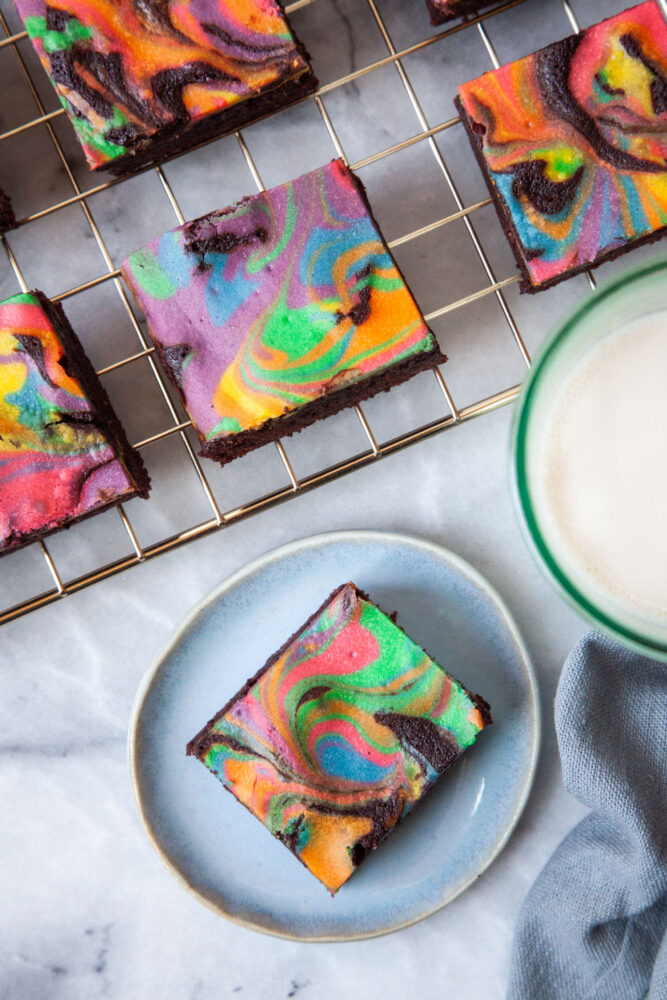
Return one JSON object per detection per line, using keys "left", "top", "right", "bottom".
{"left": 121, "top": 159, "right": 445, "bottom": 466}
{"left": 456, "top": 1, "right": 667, "bottom": 292}
{"left": 0, "top": 291, "right": 150, "bottom": 554}
{"left": 187, "top": 583, "right": 491, "bottom": 894}
{"left": 14, "top": 0, "right": 316, "bottom": 175}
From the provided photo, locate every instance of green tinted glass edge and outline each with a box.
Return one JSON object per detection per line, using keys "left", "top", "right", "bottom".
{"left": 513, "top": 257, "right": 667, "bottom": 660}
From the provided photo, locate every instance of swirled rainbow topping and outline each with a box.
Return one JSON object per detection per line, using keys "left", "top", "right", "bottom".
{"left": 187, "top": 583, "right": 490, "bottom": 894}
{"left": 0, "top": 292, "right": 148, "bottom": 553}
{"left": 14, "top": 0, "right": 313, "bottom": 170}
{"left": 457, "top": 1, "right": 667, "bottom": 290}
{"left": 122, "top": 159, "right": 438, "bottom": 460}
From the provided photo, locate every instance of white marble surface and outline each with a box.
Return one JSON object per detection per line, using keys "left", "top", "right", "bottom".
{"left": 2, "top": 407, "right": 591, "bottom": 1000}
{"left": 0, "top": 0, "right": 654, "bottom": 995}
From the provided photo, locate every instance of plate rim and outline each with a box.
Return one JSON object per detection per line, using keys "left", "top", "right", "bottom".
{"left": 128, "top": 529, "right": 541, "bottom": 942}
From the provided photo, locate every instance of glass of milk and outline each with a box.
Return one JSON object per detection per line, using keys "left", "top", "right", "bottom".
{"left": 513, "top": 257, "right": 667, "bottom": 661}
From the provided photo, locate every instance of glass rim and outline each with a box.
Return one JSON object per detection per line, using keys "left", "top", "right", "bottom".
{"left": 513, "top": 256, "right": 667, "bottom": 661}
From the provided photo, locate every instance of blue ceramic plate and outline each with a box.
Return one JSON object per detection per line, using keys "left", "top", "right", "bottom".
{"left": 130, "top": 531, "right": 539, "bottom": 941}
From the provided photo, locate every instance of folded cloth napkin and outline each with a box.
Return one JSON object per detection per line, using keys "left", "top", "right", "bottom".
{"left": 508, "top": 632, "right": 667, "bottom": 1000}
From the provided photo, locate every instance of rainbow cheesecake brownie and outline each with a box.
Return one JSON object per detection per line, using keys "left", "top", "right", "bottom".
{"left": 0, "top": 291, "right": 150, "bottom": 554}
{"left": 187, "top": 582, "right": 491, "bottom": 894}
{"left": 426, "top": 0, "right": 503, "bottom": 25}
{"left": 456, "top": 1, "right": 667, "bottom": 292}
{"left": 14, "top": 0, "right": 316, "bottom": 175}
{"left": 0, "top": 187, "right": 16, "bottom": 233}
{"left": 122, "top": 159, "right": 445, "bottom": 466}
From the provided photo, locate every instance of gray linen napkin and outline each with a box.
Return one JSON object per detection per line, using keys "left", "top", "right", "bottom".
{"left": 508, "top": 632, "right": 667, "bottom": 1000}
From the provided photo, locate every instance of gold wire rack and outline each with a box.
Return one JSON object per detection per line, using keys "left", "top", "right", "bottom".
{"left": 0, "top": 0, "right": 662, "bottom": 626}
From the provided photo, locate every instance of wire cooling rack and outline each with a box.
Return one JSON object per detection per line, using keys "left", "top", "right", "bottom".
{"left": 0, "top": 0, "right": 664, "bottom": 626}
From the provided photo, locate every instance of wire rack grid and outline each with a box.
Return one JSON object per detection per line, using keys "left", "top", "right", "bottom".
{"left": 0, "top": 0, "right": 663, "bottom": 626}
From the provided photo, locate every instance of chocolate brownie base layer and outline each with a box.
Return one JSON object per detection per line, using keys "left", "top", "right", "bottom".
{"left": 187, "top": 582, "right": 491, "bottom": 758}
{"left": 103, "top": 70, "right": 317, "bottom": 177}
{"left": 455, "top": 95, "right": 667, "bottom": 294}
{"left": 427, "top": 0, "right": 503, "bottom": 25}
{"left": 0, "top": 188, "right": 16, "bottom": 233}
{"left": 1, "top": 293, "right": 151, "bottom": 554}
{"left": 196, "top": 344, "right": 447, "bottom": 465}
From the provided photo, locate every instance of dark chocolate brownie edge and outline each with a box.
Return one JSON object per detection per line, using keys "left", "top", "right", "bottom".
{"left": 455, "top": 96, "right": 667, "bottom": 294}
{"left": 186, "top": 582, "right": 353, "bottom": 758}
{"left": 455, "top": 95, "right": 535, "bottom": 292}
{"left": 516, "top": 223, "right": 667, "bottom": 294}
{"left": 276, "top": 0, "right": 317, "bottom": 88}
{"left": 425, "top": 0, "right": 446, "bottom": 24}
{"left": 427, "top": 0, "right": 504, "bottom": 25}
{"left": 103, "top": 70, "right": 317, "bottom": 177}
{"left": 199, "top": 342, "right": 447, "bottom": 465}
{"left": 34, "top": 292, "right": 151, "bottom": 498}
{"left": 0, "top": 188, "right": 17, "bottom": 233}
{"left": 1, "top": 494, "right": 130, "bottom": 555}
